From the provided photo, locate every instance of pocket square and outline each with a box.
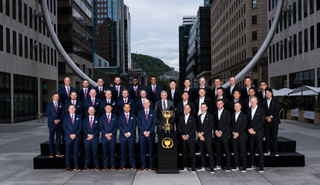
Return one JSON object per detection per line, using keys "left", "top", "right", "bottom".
{"left": 150, "top": 114, "right": 153, "bottom": 116}
{"left": 59, "top": 106, "right": 61, "bottom": 108}
{"left": 131, "top": 117, "right": 133, "bottom": 119}
{"left": 112, "top": 103, "right": 115, "bottom": 105}
{"left": 76, "top": 118, "right": 79, "bottom": 120}
{"left": 95, "top": 121, "right": 97, "bottom": 123}
{"left": 96, "top": 102, "right": 99, "bottom": 105}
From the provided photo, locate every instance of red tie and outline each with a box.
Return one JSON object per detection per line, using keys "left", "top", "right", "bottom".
{"left": 71, "top": 115, "right": 74, "bottom": 125}
{"left": 135, "top": 87, "right": 137, "bottom": 97}
{"left": 84, "top": 89, "right": 87, "bottom": 99}
{"left": 72, "top": 101, "right": 75, "bottom": 105}
{"left": 124, "top": 99, "right": 127, "bottom": 104}
{"left": 117, "top": 87, "right": 119, "bottom": 97}
{"left": 126, "top": 114, "right": 129, "bottom": 124}
{"left": 92, "top": 99, "right": 95, "bottom": 106}
{"left": 67, "top": 88, "right": 70, "bottom": 98}
{"left": 107, "top": 115, "right": 110, "bottom": 124}
{"left": 153, "top": 86, "right": 156, "bottom": 95}
{"left": 107, "top": 100, "right": 110, "bottom": 104}
{"left": 146, "top": 111, "right": 148, "bottom": 121}
{"left": 54, "top": 103, "right": 58, "bottom": 112}
{"left": 90, "top": 117, "right": 93, "bottom": 128}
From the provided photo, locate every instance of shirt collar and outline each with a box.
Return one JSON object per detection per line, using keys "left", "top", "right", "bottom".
{"left": 185, "top": 87, "right": 190, "bottom": 91}
{"left": 218, "top": 108, "right": 224, "bottom": 113}
{"left": 185, "top": 113, "right": 190, "bottom": 117}
{"left": 145, "top": 108, "right": 150, "bottom": 112}
{"left": 251, "top": 105, "right": 258, "bottom": 111}
{"left": 70, "top": 113, "right": 75, "bottom": 117}
{"left": 53, "top": 101, "right": 58, "bottom": 104}
{"left": 89, "top": 115, "right": 94, "bottom": 119}
{"left": 201, "top": 112, "right": 207, "bottom": 117}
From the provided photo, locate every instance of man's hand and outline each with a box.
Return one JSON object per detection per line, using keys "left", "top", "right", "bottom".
{"left": 54, "top": 120, "right": 60, "bottom": 124}
{"left": 266, "top": 116, "right": 272, "bottom": 122}
{"left": 248, "top": 128, "right": 255, "bottom": 135}
{"left": 182, "top": 135, "right": 188, "bottom": 141}
{"left": 106, "top": 133, "right": 112, "bottom": 140}
{"left": 144, "top": 131, "right": 150, "bottom": 137}
{"left": 233, "top": 132, "right": 239, "bottom": 139}
{"left": 200, "top": 136, "right": 205, "bottom": 141}
{"left": 197, "top": 132, "right": 203, "bottom": 138}
{"left": 87, "top": 134, "right": 94, "bottom": 141}
{"left": 215, "top": 131, "right": 222, "bottom": 137}
{"left": 70, "top": 134, "right": 76, "bottom": 140}
{"left": 125, "top": 133, "right": 130, "bottom": 138}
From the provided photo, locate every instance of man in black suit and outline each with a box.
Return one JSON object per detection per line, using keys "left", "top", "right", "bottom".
{"left": 197, "top": 103, "right": 215, "bottom": 173}
{"left": 243, "top": 87, "right": 261, "bottom": 113}
{"left": 258, "top": 81, "right": 268, "bottom": 102}
{"left": 247, "top": 96, "right": 265, "bottom": 173}
{"left": 176, "top": 91, "right": 196, "bottom": 125}
{"left": 228, "top": 90, "right": 245, "bottom": 115}
{"left": 178, "top": 104, "right": 197, "bottom": 173}
{"left": 167, "top": 79, "right": 182, "bottom": 109}
{"left": 226, "top": 77, "right": 241, "bottom": 101}
{"left": 262, "top": 88, "right": 281, "bottom": 156}
{"left": 213, "top": 78, "right": 226, "bottom": 98}
{"left": 194, "top": 77, "right": 212, "bottom": 100}
{"left": 230, "top": 102, "right": 248, "bottom": 172}
{"left": 194, "top": 88, "right": 213, "bottom": 116}
{"left": 154, "top": 91, "right": 175, "bottom": 134}
{"left": 241, "top": 76, "right": 258, "bottom": 100}
{"left": 212, "top": 87, "right": 230, "bottom": 111}
{"left": 213, "top": 99, "right": 231, "bottom": 172}
{"left": 183, "top": 78, "right": 194, "bottom": 101}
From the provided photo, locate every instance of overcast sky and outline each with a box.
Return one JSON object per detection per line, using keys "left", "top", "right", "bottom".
{"left": 125, "top": 0, "right": 204, "bottom": 72}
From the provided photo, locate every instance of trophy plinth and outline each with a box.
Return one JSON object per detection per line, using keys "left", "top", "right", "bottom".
{"left": 161, "top": 111, "right": 173, "bottom": 133}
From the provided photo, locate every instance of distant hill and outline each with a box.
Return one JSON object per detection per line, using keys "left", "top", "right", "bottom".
{"left": 131, "top": 53, "right": 171, "bottom": 77}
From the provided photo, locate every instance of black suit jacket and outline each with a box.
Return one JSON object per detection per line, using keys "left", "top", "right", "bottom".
{"left": 194, "top": 97, "right": 214, "bottom": 115}
{"left": 246, "top": 106, "right": 266, "bottom": 137}
{"left": 167, "top": 89, "right": 182, "bottom": 108}
{"left": 213, "top": 86, "right": 226, "bottom": 98}
{"left": 257, "top": 90, "right": 266, "bottom": 102}
{"left": 154, "top": 100, "right": 175, "bottom": 125}
{"left": 241, "top": 86, "right": 258, "bottom": 100}
{"left": 178, "top": 114, "right": 197, "bottom": 138}
{"left": 194, "top": 87, "right": 213, "bottom": 101}
{"left": 243, "top": 97, "right": 262, "bottom": 114}
{"left": 175, "top": 101, "right": 196, "bottom": 124}
{"left": 262, "top": 98, "right": 281, "bottom": 125}
{"left": 183, "top": 88, "right": 195, "bottom": 102}
{"left": 228, "top": 99, "right": 246, "bottom": 115}
{"left": 212, "top": 97, "right": 230, "bottom": 112}
{"left": 230, "top": 112, "right": 248, "bottom": 140}
{"left": 226, "top": 85, "right": 241, "bottom": 101}
{"left": 213, "top": 109, "right": 231, "bottom": 135}
{"left": 197, "top": 113, "right": 214, "bottom": 139}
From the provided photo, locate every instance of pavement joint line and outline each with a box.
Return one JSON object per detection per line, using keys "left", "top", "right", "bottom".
{"left": 257, "top": 170, "right": 274, "bottom": 185}
{"left": 131, "top": 171, "right": 137, "bottom": 185}
{"left": 196, "top": 171, "right": 203, "bottom": 185}
{"left": 62, "top": 170, "right": 79, "bottom": 185}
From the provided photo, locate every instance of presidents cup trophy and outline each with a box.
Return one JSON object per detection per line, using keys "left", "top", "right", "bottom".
{"left": 161, "top": 111, "right": 173, "bottom": 133}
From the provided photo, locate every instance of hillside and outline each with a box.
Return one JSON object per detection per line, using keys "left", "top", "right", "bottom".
{"left": 131, "top": 53, "right": 171, "bottom": 77}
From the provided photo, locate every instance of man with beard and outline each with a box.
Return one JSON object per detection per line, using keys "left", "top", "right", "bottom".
{"left": 146, "top": 76, "right": 163, "bottom": 107}
{"left": 94, "top": 78, "right": 108, "bottom": 100}
{"left": 110, "top": 77, "right": 125, "bottom": 101}
{"left": 128, "top": 77, "right": 144, "bottom": 102}
{"left": 77, "top": 80, "right": 91, "bottom": 103}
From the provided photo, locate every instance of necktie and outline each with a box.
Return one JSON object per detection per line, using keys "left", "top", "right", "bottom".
{"left": 84, "top": 89, "right": 87, "bottom": 99}
{"left": 146, "top": 110, "right": 148, "bottom": 121}
{"left": 163, "top": 101, "right": 166, "bottom": 110}
{"left": 67, "top": 88, "right": 70, "bottom": 98}
{"left": 124, "top": 99, "right": 127, "bottom": 104}
{"left": 92, "top": 99, "right": 95, "bottom": 106}
{"left": 71, "top": 115, "right": 74, "bottom": 125}
{"left": 117, "top": 87, "right": 119, "bottom": 97}
{"left": 72, "top": 101, "right": 75, "bottom": 105}
{"left": 107, "top": 115, "right": 110, "bottom": 124}
{"left": 54, "top": 103, "right": 58, "bottom": 112}
{"left": 107, "top": 100, "right": 110, "bottom": 104}
{"left": 153, "top": 86, "right": 156, "bottom": 95}
{"left": 135, "top": 87, "right": 137, "bottom": 97}
{"left": 90, "top": 117, "right": 93, "bottom": 128}
{"left": 126, "top": 114, "right": 129, "bottom": 124}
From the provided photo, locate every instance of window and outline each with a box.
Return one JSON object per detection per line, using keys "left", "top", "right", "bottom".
{"left": 54, "top": 50, "right": 57, "bottom": 66}
{"left": 24, "top": 36, "right": 28, "bottom": 58}
{"left": 12, "top": 0, "right": 16, "bottom": 20}
{"left": 51, "top": 48, "right": 53, "bottom": 65}
{"left": 272, "top": 44, "right": 275, "bottom": 62}
{"left": 293, "top": 2, "right": 297, "bottom": 24}
{"left": 13, "top": 31, "right": 16, "bottom": 55}
{"left": 19, "top": 33, "right": 22, "bottom": 57}
{"left": 298, "top": 0, "right": 302, "bottom": 21}
{"left": 5, "top": 0, "right": 9, "bottom": 16}
{"left": 6, "top": 28, "right": 10, "bottom": 53}
{"left": 269, "top": 46, "right": 272, "bottom": 63}
{"left": 304, "top": 28, "right": 308, "bottom": 52}
{"left": 39, "top": 43, "right": 42, "bottom": 62}
{"left": 58, "top": 62, "right": 66, "bottom": 74}
{"left": 276, "top": 43, "right": 279, "bottom": 61}
{"left": 294, "top": 34, "right": 297, "bottom": 55}
{"left": 311, "top": 0, "right": 314, "bottom": 14}
{"left": 34, "top": 17, "right": 37, "bottom": 31}
{"left": 317, "top": 23, "right": 320, "bottom": 48}
{"left": 24, "top": 3, "right": 27, "bottom": 26}
{"left": 252, "top": 47, "right": 258, "bottom": 56}
{"left": 43, "top": 45, "right": 46, "bottom": 64}
{"left": 252, "top": 0, "right": 257, "bottom": 8}
{"left": 298, "top": 31, "right": 302, "bottom": 54}
{"left": 284, "top": 39, "right": 287, "bottom": 59}
{"left": 289, "top": 37, "right": 292, "bottom": 57}
{"left": 252, "top": 31, "right": 257, "bottom": 40}
{"left": 0, "top": 0, "right": 2, "bottom": 13}
{"left": 252, "top": 15, "right": 257, "bottom": 24}
{"left": 289, "top": 70, "right": 315, "bottom": 88}
{"left": 29, "top": 38, "right": 33, "bottom": 60}
{"left": 29, "top": 7, "right": 32, "bottom": 29}
{"left": 310, "top": 25, "right": 315, "bottom": 50}
{"left": 304, "top": 0, "right": 308, "bottom": 18}
{"left": 284, "top": 12, "right": 287, "bottom": 29}
{"left": 280, "top": 41, "right": 283, "bottom": 60}
{"left": 0, "top": 72, "right": 11, "bottom": 123}
{"left": 34, "top": 41, "right": 37, "bottom": 61}
{"left": 317, "top": 0, "right": 320, "bottom": 10}
{"left": 18, "top": 0, "right": 22, "bottom": 23}
{"left": 0, "top": 25, "right": 2, "bottom": 51}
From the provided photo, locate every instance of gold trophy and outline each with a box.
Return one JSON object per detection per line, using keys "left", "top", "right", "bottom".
{"left": 161, "top": 111, "right": 173, "bottom": 133}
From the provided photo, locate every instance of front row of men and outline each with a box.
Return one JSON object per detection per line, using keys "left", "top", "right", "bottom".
{"left": 47, "top": 87, "right": 278, "bottom": 174}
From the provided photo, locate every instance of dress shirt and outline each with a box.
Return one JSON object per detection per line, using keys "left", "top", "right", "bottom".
{"left": 267, "top": 98, "right": 272, "bottom": 109}
{"left": 230, "top": 85, "right": 235, "bottom": 95}
{"left": 200, "top": 112, "right": 207, "bottom": 124}
{"left": 235, "top": 111, "right": 241, "bottom": 122}
{"left": 184, "top": 114, "right": 190, "bottom": 125}
{"left": 198, "top": 97, "right": 205, "bottom": 115}
{"left": 171, "top": 89, "right": 175, "bottom": 100}
{"left": 251, "top": 105, "right": 258, "bottom": 120}
{"left": 162, "top": 100, "right": 168, "bottom": 110}
{"left": 218, "top": 108, "right": 224, "bottom": 121}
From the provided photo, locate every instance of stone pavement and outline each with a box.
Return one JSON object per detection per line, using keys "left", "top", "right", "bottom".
{"left": 0, "top": 119, "right": 319, "bottom": 185}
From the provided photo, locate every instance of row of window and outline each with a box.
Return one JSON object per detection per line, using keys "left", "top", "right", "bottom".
{"left": 213, "top": 49, "right": 248, "bottom": 74}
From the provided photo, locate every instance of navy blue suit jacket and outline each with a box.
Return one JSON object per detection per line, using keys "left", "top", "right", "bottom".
{"left": 58, "top": 86, "right": 76, "bottom": 104}
{"left": 83, "top": 98, "right": 101, "bottom": 117}
{"left": 116, "top": 98, "right": 135, "bottom": 116}
{"left": 99, "top": 99, "right": 117, "bottom": 115}
{"left": 135, "top": 99, "right": 153, "bottom": 115}
{"left": 62, "top": 114, "right": 83, "bottom": 141}
{"left": 46, "top": 101, "right": 64, "bottom": 128}
{"left": 146, "top": 84, "right": 163, "bottom": 105}
{"left": 128, "top": 86, "right": 144, "bottom": 102}
{"left": 82, "top": 116, "right": 100, "bottom": 141}
{"left": 94, "top": 86, "right": 109, "bottom": 100}
{"left": 118, "top": 113, "right": 136, "bottom": 139}
{"left": 64, "top": 100, "right": 83, "bottom": 117}
{"left": 110, "top": 85, "right": 125, "bottom": 100}
{"left": 137, "top": 109, "right": 157, "bottom": 136}
{"left": 77, "top": 88, "right": 90, "bottom": 102}
{"left": 99, "top": 114, "right": 118, "bottom": 141}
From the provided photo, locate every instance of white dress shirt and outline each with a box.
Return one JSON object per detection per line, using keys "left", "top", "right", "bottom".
{"left": 198, "top": 97, "right": 205, "bottom": 115}
{"left": 218, "top": 108, "right": 224, "bottom": 121}
{"left": 123, "top": 98, "right": 128, "bottom": 103}
{"left": 267, "top": 98, "right": 272, "bottom": 109}
{"left": 71, "top": 100, "right": 77, "bottom": 105}
{"left": 171, "top": 89, "right": 175, "bottom": 100}
{"left": 235, "top": 111, "right": 241, "bottom": 122}
{"left": 184, "top": 87, "right": 190, "bottom": 91}
{"left": 246, "top": 86, "right": 252, "bottom": 94}
{"left": 183, "top": 100, "right": 188, "bottom": 107}
{"left": 200, "top": 112, "right": 207, "bottom": 124}
{"left": 184, "top": 114, "right": 190, "bottom": 125}
{"left": 230, "top": 85, "right": 235, "bottom": 95}
{"left": 262, "top": 90, "right": 265, "bottom": 99}
{"left": 251, "top": 105, "right": 258, "bottom": 120}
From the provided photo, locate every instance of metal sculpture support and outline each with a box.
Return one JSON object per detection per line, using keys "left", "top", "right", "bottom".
{"left": 41, "top": 0, "right": 98, "bottom": 87}
{"left": 222, "top": 0, "right": 284, "bottom": 88}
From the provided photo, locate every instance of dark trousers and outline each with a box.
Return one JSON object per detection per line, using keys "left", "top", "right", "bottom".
{"left": 48, "top": 126, "right": 62, "bottom": 154}
{"left": 65, "top": 139, "right": 80, "bottom": 168}
{"left": 181, "top": 137, "right": 196, "bottom": 169}
{"left": 140, "top": 134, "right": 155, "bottom": 168}
{"left": 102, "top": 137, "right": 116, "bottom": 167}
{"left": 264, "top": 121, "right": 279, "bottom": 153}
{"left": 83, "top": 138, "right": 99, "bottom": 167}
{"left": 215, "top": 135, "right": 231, "bottom": 168}
{"left": 198, "top": 138, "right": 214, "bottom": 169}
{"left": 120, "top": 136, "right": 136, "bottom": 167}
{"left": 232, "top": 138, "right": 247, "bottom": 169}
{"left": 249, "top": 134, "right": 264, "bottom": 168}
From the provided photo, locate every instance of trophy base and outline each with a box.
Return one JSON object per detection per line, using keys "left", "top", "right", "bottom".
{"left": 157, "top": 132, "right": 179, "bottom": 174}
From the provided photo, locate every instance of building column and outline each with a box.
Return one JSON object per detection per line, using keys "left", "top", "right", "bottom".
{"left": 38, "top": 78, "right": 41, "bottom": 120}
{"left": 10, "top": 73, "right": 14, "bottom": 124}
{"left": 315, "top": 68, "right": 318, "bottom": 88}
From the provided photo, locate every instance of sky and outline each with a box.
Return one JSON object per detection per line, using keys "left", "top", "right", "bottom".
{"left": 124, "top": 0, "right": 204, "bottom": 72}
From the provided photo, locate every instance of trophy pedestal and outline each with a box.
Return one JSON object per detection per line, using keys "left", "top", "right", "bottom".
{"left": 157, "top": 132, "right": 179, "bottom": 174}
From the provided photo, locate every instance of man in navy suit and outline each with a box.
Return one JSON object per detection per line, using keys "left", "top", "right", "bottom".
{"left": 77, "top": 79, "right": 90, "bottom": 102}
{"left": 137, "top": 99, "right": 157, "bottom": 172}
{"left": 94, "top": 78, "right": 108, "bottom": 100}
{"left": 58, "top": 77, "right": 76, "bottom": 104}
{"left": 99, "top": 90, "right": 116, "bottom": 115}
{"left": 83, "top": 89, "right": 101, "bottom": 117}
{"left": 109, "top": 77, "right": 125, "bottom": 100}
{"left": 116, "top": 89, "right": 135, "bottom": 116}
{"left": 118, "top": 103, "right": 137, "bottom": 171}
{"left": 135, "top": 90, "right": 153, "bottom": 114}
{"left": 100, "top": 103, "right": 118, "bottom": 171}
{"left": 63, "top": 104, "right": 82, "bottom": 172}
{"left": 146, "top": 76, "right": 163, "bottom": 107}
{"left": 65, "top": 91, "right": 83, "bottom": 117}
{"left": 82, "top": 106, "right": 100, "bottom": 171}
{"left": 128, "top": 77, "right": 144, "bottom": 102}
{"left": 46, "top": 93, "right": 64, "bottom": 158}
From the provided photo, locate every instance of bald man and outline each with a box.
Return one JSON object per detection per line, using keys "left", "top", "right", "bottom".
{"left": 58, "top": 77, "right": 76, "bottom": 104}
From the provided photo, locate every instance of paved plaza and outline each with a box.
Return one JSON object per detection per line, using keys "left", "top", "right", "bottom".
{"left": 0, "top": 119, "right": 319, "bottom": 185}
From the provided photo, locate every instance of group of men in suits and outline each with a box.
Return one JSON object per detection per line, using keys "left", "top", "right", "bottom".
{"left": 46, "top": 75, "right": 280, "bottom": 174}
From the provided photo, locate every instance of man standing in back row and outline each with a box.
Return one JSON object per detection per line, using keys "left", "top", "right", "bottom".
{"left": 146, "top": 76, "right": 163, "bottom": 107}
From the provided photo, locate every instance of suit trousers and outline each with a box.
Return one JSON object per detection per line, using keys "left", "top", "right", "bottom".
{"left": 120, "top": 136, "right": 136, "bottom": 167}
{"left": 48, "top": 125, "right": 62, "bottom": 154}
{"left": 181, "top": 137, "right": 196, "bottom": 169}
{"left": 102, "top": 137, "right": 116, "bottom": 167}
{"left": 215, "top": 135, "right": 231, "bottom": 168}
{"left": 198, "top": 138, "right": 214, "bottom": 169}
{"left": 140, "top": 135, "right": 155, "bottom": 168}
{"left": 264, "top": 121, "right": 279, "bottom": 153}
{"left": 232, "top": 138, "right": 247, "bottom": 169}
{"left": 65, "top": 139, "right": 80, "bottom": 168}
{"left": 83, "top": 138, "right": 99, "bottom": 167}
{"left": 248, "top": 134, "right": 264, "bottom": 168}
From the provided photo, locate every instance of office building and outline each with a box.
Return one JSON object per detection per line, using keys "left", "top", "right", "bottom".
{"left": 0, "top": 0, "right": 58, "bottom": 123}
{"left": 268, "top": 0, "right": 320, "bottom": 89}
{"left": 210, "top": 0, "right": 269, "bottom": 88}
